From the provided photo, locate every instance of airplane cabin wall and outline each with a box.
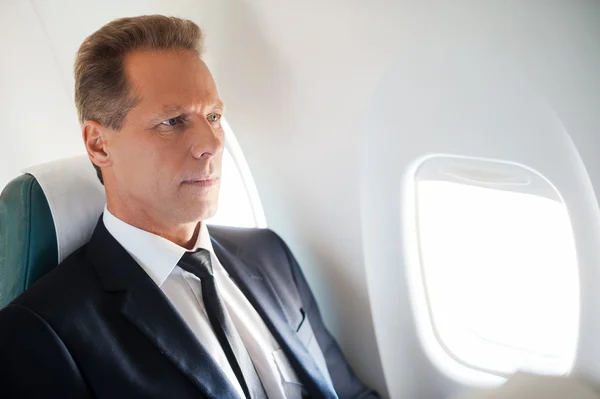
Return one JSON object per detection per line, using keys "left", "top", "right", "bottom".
{"left": 359, "top": 2, "right": 600, "bottom": 398}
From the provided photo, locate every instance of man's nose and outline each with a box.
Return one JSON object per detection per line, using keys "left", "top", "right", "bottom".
{"left": 190, "top": 121, "right": 223, "bottom": 160}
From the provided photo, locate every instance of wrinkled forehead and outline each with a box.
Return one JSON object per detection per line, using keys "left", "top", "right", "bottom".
{"left": 124, "top": 49, "right": 220, "bottom": 108}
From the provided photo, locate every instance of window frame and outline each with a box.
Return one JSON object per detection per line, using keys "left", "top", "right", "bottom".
{"left": 207, "top": 118, "right": 267, "bottom": 228}
{"left": 403, "top": 154, "right": 580, "bottom": 386}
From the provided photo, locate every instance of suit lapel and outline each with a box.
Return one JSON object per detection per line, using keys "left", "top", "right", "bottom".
{"left": 121, "top": 281, "right": 240, "bottom": 399}
{"left": 211, "top": 237, "right": 337, "bottom": 399}
{"left": 87, "top": 218, "right": 239, "bottom": 399}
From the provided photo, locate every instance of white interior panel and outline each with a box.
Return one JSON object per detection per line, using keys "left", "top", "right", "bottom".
{"left": 0, "top": 0, "right": 82, "bottom": 188}
{"left": 362, "top": 6, "right": 600, "bottom": 397}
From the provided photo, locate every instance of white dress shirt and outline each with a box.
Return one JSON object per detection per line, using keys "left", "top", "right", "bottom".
{"left": 103, "top": 208, "right": 306, "bottom": 399}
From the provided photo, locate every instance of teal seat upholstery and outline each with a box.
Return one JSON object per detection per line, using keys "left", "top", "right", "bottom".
{"left": 0, "top": 174, "right": 58, "bottom": 308}
{"left": 0, "top": 156, "right": 106, "bottom": 310}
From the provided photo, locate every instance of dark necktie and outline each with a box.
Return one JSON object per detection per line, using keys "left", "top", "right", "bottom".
{"left": 178, "top": 249, "right": 267, "bottom": 399}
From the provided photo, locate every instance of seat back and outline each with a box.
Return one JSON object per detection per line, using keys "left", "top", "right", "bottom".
{"left": 0, "top": 155, "right": 105, "bottom": 308}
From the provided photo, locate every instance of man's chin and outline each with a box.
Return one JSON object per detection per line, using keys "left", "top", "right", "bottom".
{"left": 176, "top": 204, "right": 218, "bottom": 223}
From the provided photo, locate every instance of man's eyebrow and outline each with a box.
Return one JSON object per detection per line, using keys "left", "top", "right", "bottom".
{"left": 144, "top": 102, "right": 225, "bottom": 125}
{"left": 213, "top": 100, "right": 225, "bottom": 111}
{"left": 160, "top": 101, "right": 225, "bottom": 115}
{"left": 160, "top": 105, "right": 186, "bottom": 116}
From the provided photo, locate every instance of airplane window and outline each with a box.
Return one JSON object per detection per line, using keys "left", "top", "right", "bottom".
{"left": 206, "top": 120, "right": 266, "bottom": 228}
{"left": 413, "top": 158, "right": 579, "bottom": 380}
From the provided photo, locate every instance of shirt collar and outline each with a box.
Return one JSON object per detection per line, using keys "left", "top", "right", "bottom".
{"left": 102, "top": 206, "right": 216, "bottom": 287}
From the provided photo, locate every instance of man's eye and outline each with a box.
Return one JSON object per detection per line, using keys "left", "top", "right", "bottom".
{"left": 161, "top": 117, "right": 183, "bottom": 127}
{"left": 207, "top": 113, "right": 221, "bottom": 123}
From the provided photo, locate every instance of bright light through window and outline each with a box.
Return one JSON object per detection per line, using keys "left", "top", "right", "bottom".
{"left": 205, "top": 119, "right": 266, "bottom": 229}
{"left": 417, "top": 179, "right": 579, "bottom": 377}
{"left": 206, "top": 149, "right": 257, "bottom": 228}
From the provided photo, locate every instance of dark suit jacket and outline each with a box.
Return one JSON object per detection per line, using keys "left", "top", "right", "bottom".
{"left": 0, "top": 218, "right": 378, "bottom": 399}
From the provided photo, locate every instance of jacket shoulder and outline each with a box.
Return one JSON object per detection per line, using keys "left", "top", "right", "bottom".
{"left": 6, "top": 244, "right": 100, "bottom": 317}
{"left": 208, "top": 225, "right": 294, "bottom": 267}
{"left": 207, "top": 225, "right": 284, "bottom": 250}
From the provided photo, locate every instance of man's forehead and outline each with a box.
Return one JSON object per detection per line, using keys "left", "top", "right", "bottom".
{"left": 124, "top": 50, "right": 221, "bottom": 110}
{"left": 125, "top": 50, "right": 217, "bottom": 92}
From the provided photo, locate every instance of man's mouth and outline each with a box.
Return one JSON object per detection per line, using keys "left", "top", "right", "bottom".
{"left": 181, "top": 177, "right": 218, "bottom": 187}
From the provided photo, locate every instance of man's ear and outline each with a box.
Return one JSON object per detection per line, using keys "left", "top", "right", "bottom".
{"left": 82, "top": 120, "right": 112, "bottom": 169}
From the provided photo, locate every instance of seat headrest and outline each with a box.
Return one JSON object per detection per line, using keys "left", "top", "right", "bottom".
{"left": 23, "top": 155, "right": 106, "bottom": 262}
{"left": 0, "top": 155, "right": 105, "bottom": 307}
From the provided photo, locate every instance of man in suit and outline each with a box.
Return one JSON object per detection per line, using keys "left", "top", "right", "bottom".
{"left": 0, "top": 15, "right": 378, "bottom": 399}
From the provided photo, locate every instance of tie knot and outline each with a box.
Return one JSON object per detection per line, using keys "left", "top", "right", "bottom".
{"left": 178, "top": 248, "right": 213, "bottom": 280}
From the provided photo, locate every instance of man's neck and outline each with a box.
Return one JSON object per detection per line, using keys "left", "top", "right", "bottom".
{"left": 105, "top": 202, "right": 201, "bottom": 250}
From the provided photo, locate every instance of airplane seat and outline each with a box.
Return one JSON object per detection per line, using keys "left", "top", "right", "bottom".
{"left": 0, "top": 155, "right": 105, "bottom": 309}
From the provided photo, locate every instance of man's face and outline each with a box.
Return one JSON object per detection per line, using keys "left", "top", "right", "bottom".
{"left": 104, "top": 50, "right": 224, "bottom": 226}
